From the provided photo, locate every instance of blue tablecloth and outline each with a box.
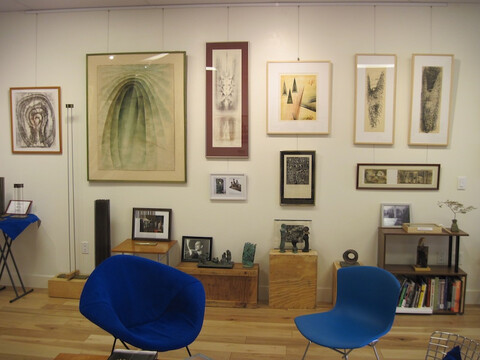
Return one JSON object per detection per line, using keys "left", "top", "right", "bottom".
{"left": 0, "top": 214, "right": 40, "bottom": 240}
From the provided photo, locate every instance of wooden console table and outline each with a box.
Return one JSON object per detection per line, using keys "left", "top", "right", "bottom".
{"left": 111, "top": 239, "right": 177, "bottom": 265}
{"left": 176, "top": 262, "right": 259, "bottom": 308}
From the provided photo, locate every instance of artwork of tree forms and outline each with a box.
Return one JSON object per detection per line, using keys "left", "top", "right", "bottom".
{"left": 286, "top": 157, "right": 310, "bottom": 185}
{"left": 212, "top": 49, "right": 242, "bottom": 148}
{"left": 364, "top": 169, "right": 387, "bottom": 184}
{"left": 398, "top": 170, "right": 433, "bottom": 185}
{"left": 420, "top": 66, "right": 443, "bottom": 134}
{"left": 97, "top": 64, "right": 175, "bottom": 171}
{"left": 280, "top": 74, "right": 317, "bottom": 121}
{"left": 364, "top": 67, "right": 386, "bottom": 132}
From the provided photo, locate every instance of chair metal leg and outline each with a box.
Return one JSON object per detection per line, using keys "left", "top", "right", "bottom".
{"left": 369, "top": 340, "right": 380, "bottom": 360}
{"left": 186, "top": 345, "right": 192, "bottom": 357}
{"left": 301, "top": 341, "right": 311, "bottom": 360}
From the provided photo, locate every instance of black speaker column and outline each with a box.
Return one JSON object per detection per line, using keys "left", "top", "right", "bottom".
{"left": 0, "top": 178, "right": 5, "bottom": 215}
{"left": 94, "top": 199, "right": 111, "bottom": 267}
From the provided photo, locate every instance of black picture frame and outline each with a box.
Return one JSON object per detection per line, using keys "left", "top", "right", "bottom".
{"left": 280, "top": 150, "right": 315, "bottom": 205}
{"left": 181, "top": 236, "right": 213, "bottom": 262}
{"left": 131, "top": 208, "right": 172, "bottom": 241}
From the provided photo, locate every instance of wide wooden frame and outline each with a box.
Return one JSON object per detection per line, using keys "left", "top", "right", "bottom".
{"left": 10, "top": 87, "right": 62, "bottom": 154}
{"left": 409, "top": 54, "right": 454, "bottom": 146}
{"left": 280, "top": 151, "right": 315, "bottom": 205}
{"left": 206, "top": 42, "right": 248, "bottom": 158}
{"left": 181, "top": 236, "right": 213, "bottom": 262}
{"left": 354, "top": 54, "right": 397, "bottom": 145}
{"left": 356, "top": 163, "right": 440, "bottom": 190}
{"left": 87, "top": 52, "right": 186, "bottom": 182}
{"left": 5, "top": 200, "right": 33, "bottom": 215}
{"left": 267, "top": 61, "right": 331, "bottom": 135}
{"left": 381, "top": 203, "right": 412, "bottom": 227}
{"left": 131, "top": 207, "right": 172, "bottom": 241}
{"left": 210, "top": 173, "right": 247, "bottom": 201}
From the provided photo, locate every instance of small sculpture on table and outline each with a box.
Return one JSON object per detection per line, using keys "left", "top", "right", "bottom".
{"left": 414, "top": 237, "right": 430, "bottom": 271}
{"left": 301, "top": 226, "right": 310, "bottom": 252}
{"left": 198, "top": 249, "right": 234, "bottom": 269}
{"left": 242, "top": 242, "right": 256, "bottom": 268}
{"left": 340, "top": 249, "right": 359, "bottom": 267}
{"left": 279, "top": 224, "right": 286, "bottom": 253}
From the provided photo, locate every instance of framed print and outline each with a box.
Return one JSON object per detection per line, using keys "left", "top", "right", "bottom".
{"left": 381, "top": 203, "right": 411, "bottom": 227}
{"left": 354, "top": 54, "right": 397, "bottom": 145}
{"left": 87, "top": 52, "right": 186, "bottom": 182}
{"left": 210, "top": 174, "right": 247, "bottom": 201}
{"left": 131, "top": 208, "right": 172, "bottom": 241}
{"left": 356, "top": 163, "right": 440, "bottom": 190}
{"left": 10, "top": 87, "right": 62, "bottom": 154}
{"left": 206, "top": 42, "right": 248, "bottom": 158}
{"left": 267, "top": 61, "right": 331, "bottom": 135}
{"left": 5, "top": 200, "right": 32, "bottom": 215}
{"left": 409, "top": 54, "right": 454, "bottom": 146}
{"left": 273, "top": 219, "right": 311, "bottom": 250}
{"left": 182, "top": 236, "right": 212, "bottom": 262}
{"left": 280, "top": 151, "right": 315, "bottom": 205}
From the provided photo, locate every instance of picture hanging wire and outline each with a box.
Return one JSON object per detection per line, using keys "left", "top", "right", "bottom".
{"left": 66, "top": 103, "right": 77, "bottom": 272}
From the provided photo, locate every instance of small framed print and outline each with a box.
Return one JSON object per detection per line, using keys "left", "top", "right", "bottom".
{"left": 210, "top": 174, "right": 247, "bottom": 201}
{"left": 131, "top": 208, "right": 172, "bottom": 241}
{"left": 381, "top": 203, "right": 412, "bottom": 227}
{"left": 182, "top": 236, "right": 213, "bottom": 262}
{"left": 5, "top": 200, "right": 32, "bottom": 215}
{"left": 280, "top": 151, "right": 315, "bottom": 205}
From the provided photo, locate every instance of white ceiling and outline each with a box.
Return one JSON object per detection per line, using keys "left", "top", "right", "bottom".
{"left": 1, "top": 0, "right": 479, "bottom": 13}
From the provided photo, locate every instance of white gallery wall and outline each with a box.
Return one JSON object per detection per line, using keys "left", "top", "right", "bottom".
{"left": 0, "top": 3, "right": 479, "bottom": 304}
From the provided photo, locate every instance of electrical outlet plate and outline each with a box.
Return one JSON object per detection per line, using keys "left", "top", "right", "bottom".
{"left": 81, "top": 241, "right": 89, "bottom": 254}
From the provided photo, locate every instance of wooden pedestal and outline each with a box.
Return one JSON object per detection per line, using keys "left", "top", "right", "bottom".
{"left": 176, "top": 262, "right": 259, "bottom": 308}
{"left": 48, "top": 273, "right": 87, "bottom": 299}
{"left": 269, "top": 249, "right": 318, "bottom": 309}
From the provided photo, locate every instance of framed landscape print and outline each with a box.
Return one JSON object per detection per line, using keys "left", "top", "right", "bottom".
{"left": 210, "top": 173, "right": 247, "bottom": 201}
{"left": 132, "top": 208, "right": 172, "bottom": 241}
{"left": 267, "top": 61, "right": 331, "bottom": 135}
{"left": 409, "top": 54, "right": 454, "bottom": 146}
{"left": 206, "top": 42, "right": 248, "bottom": 158}
{"left": 10, "top": 87, "right": 62, "bottom": 154}
{"left": 280, "top": 151, "right": 315, "bottom": 205}
{"left": 87, "top": 52, "right": 186, "bottom": 182}
{"left": 354, "top": 54, "right": 397, "bottom": 145}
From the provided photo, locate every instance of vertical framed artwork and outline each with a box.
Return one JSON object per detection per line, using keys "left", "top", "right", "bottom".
{"left": 409, "top": 54, "right": 454, "bottom": 146}
{"left": 280, "top": 151, "right": 315, "bottom": 205}
{"left": 181, "top": 236, "right": 213, "bottom": 262}
{"left": 131, "top": 208, "right": 172, "bottom": 241}
{"left": 10, "top": 87, "right": 62, "bottom": 154}
{"left": 381, "top": 203, "right": 412, "bottom": 227}
{"left": 267, "top": 61, "right": 331, "bottom": 135}
{"left": 206, "top": 42, "right": 248, "bottom": 158}
{"left": 87, "top": 52, "right": 186, "bottom": 182}
{"left": 210, "top": 173, "right": 247, "bottom": 201}
{"left": 354, "top": 54, "right": 397, "bottom": 145}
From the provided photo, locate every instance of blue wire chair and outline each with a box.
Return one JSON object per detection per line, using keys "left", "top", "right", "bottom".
{"left": 294, "top": 266, "right": 400, "bottom": 360}
{"left": 79, "top": 255, "right": 205, "bottom": 357}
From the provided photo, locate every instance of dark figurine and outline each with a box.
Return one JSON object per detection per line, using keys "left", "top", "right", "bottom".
{"left": 279, "top": 224, "right": 286, "bottom": 253}
{"left": 301, "top": 226, "right": 310, "bottom": 252}
{"left": 291, "top": 239, "right": 298, "bottom": 253}
{"left": 242, "top": 243, "right": 256, "bottom": 268}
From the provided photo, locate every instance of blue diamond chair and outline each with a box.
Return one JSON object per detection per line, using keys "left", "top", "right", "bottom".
{"left": 79, "top": 255, "right": 205, "bottom": 357}
{"left": 294, "top": 266, "right": 400, "bottom": 360}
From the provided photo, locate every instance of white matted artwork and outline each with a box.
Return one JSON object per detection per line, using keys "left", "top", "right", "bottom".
{"left": 273, "top": 219, "right": 311, "bottom": 250}
{"left": 210, "top": 174, "right": 247, "bottom": 200}
{"left": 381, "top": 203, "right": 412, "bottom": 227}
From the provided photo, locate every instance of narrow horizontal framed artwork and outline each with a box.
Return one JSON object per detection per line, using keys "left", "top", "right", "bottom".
{"left": 267, "top": 61, "right": 331, "bottom": 135}
{"left": 5, "top": 200, "right": 33, "bottom": 215}
{"left": 356, "top": 163, "right": 440, "bottom": 190}
{"left": 409, "top": 54, "right": 454, "bottom": 146}
{"left": 354, "top": 54, "right": 397, "bottom": 145}
{"left": 131, "top": 208, "right": 172, "bottom": 241}
{"left": 181, "top": 236, "right": 213, "bottom": 262}
{"left": 210, "top": 173, "right": 247, "bottom": 200}
{"left": 381, "top": 203, "right": 412, "bottom": 227}
{"left": 280, "top": 151, "right": 315, "bottom": 205}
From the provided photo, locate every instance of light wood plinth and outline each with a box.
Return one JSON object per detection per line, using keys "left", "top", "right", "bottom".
{"left": 54, "top": 354, "right": 107, "bottom": 360}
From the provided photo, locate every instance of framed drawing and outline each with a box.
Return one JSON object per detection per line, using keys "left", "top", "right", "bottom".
{"left": 181, "top": 236, "right": 212, "bottom": 262}
{"left": 206, "top": 42, "right": 248, "bottom": 158}
{"left": 354, "top": 54, "right": 397, "bottom": 145}
{"left": 10, "top": 87, "right": 62, "bottom": 154}
{"left": 409, "top": 54, "right": 454, "bottom": 146}
{"left": 5, "top": 200, "right": 32, "bottom": 215}
{"left": 87, "top": 52, "right": 186, "bottom": 182}
{"left": 356, "top": 163, "right": 440, "bottom": 190}
{"left": 381, "top": 203, "right": 411, "bottom": 227}
{"left": 273, "top": 219, "right": 311, "bottom": 250}
{"left": 267, "top": 61, "right": 331, "bottom": 134}
{"left": 210, "top": 174, "right": 247, "bottom": 201}
{"left": 280, "top": 151, "right": 315, "bottom": 205}
{"left": 131, "top": 208, "right": 172, "bottom": 241}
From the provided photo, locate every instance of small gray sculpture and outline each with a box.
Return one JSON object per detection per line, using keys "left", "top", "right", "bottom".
{"left": 242, "top": 242, "right": 256, "bottom": 268}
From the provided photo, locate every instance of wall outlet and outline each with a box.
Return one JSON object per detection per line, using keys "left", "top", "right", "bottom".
{"left": 81, "top": 241, "right": 89, "bottom": 254}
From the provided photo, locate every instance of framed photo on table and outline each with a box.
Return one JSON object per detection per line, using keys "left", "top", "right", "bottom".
{"left": 5, "top": 200, "right": 32, "bottom": 215}
{"left": 206, "top": 42, "right": 248, "bottom": 158}
{"left": 280, "top": 151, "right": 315, "bottom": 205}
{"left": 132, "top": 208, "right": 172, "bottom": 241}
{"left": 381, "top": 203, "right": 411, "bottom": 227}
{"left": 182, "top": 236, "right": 212, "bottom": 262}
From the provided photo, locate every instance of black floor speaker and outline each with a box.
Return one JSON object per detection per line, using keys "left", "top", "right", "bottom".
{"left": 0, "top": 177, "right": 4, "bottom": 215}
{"left": 94, "top": 199, "right": 111, "bottom": 267}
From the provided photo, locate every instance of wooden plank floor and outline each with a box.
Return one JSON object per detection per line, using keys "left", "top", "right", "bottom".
{"left": 0, "top": 287, "right": 479, "bottom": 360}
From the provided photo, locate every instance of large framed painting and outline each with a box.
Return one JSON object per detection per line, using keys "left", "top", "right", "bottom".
{"left": 10, "top": 87, "right": 62, "bottom": 154}
{"left": 267, "top": 61, "right": 331, "bottom": 135}
{"left": 206, "top": 42, "right": 248, "bottom": 158}
{"left": 354, "top": 54, "right": 397, "bottom": 145}
{"left": 280, "top": 151, "right": 315, "bottom": 205}
{"left": 409, "top": 54, "right": 454, "bottom": 146}
{"left": 87, "top": 52, "right": 186, "bottom": 182}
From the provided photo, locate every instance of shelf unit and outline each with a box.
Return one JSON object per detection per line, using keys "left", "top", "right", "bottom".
{"left": 378, "top": 227, "right": 469, "bottom": 315}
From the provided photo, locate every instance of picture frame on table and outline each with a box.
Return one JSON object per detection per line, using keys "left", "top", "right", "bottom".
{"left": 381, "top": 203, "right": 412, "bottom": 227}
{"left": 280, "top": 151, "right": 315, "bottom": 205}
{"left": 206, "top": 42, "right": 248, "bottom": 158}
{"left": 132, "top": 208, "right": 172, "bottom": 241}
{"left": 354, "top": 54, "right": 397, "bottom": 145}
{"left": 210, "top": 174, "right": 247, "bottom": 201}
{"left": 87, "top": 52, "right": 186, "bottom": 182}
{"left": 181, "top": 236, "right": 213, "bottom": 262}
{"left": 267, "top": 61, "right": 331, "bottom": 135}
{"left": 273, "top": 219, "right": 312, "bottom": 250}
{"left": 409, "top": 54, "right": 454, "bottom": 146}
{"left": 5, "top": 200, "right": 33, "bottom": 215}
{"left": 10, "top": 87, "right": 62, "bottom": 154}
{"left": 356, "top": 163, "right": 440, "bottom": 190}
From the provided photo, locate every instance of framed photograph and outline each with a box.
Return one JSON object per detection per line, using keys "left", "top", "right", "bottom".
{"left": 210, "top": 174, "right": 247, "bottom": 201}
{"left": 181, "top": 236, "right": 213, "bottom": 262}
{"left": 354, "top": 54, "right": 397, "bottom": 145}
{"left": 87, "top": 52, "right": 186, "bottom": 182}
{"left": 5, "top": 200, "right": 32, "bottom": 215}
{"left": 206, "top": 42, "right": 248, "bottom": 158}
{"left": 131, "top": 208, "right": 172, "bottom": 241}
{"left": 381, "top": 203, "right": 412, "bottom": 227}
{"left": 356, "top": 163, "right": 440, "bottom": 190}
{"left": 267, "top": 61, "right": 331, "bottom": 134}
{"left": 280, "top": 151, "right": 315, "bottom": 205}
{"left": 409, "top": 54, "right": 454, "bottom": 146}
{"left": 10, "top": 87, "right": 62, "bottom": 154}
{"left": 273, "top": 219, "right": 311, "bottom": 250}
